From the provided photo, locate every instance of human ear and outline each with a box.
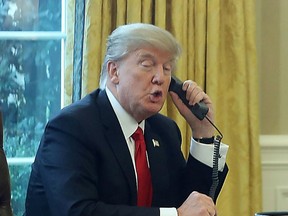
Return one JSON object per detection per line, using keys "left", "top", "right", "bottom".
{"left": 107, "top": 61, "right": 119, "bottom": 84}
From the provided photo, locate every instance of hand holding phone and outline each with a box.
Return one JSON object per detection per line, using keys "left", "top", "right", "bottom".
{"left": 168, "top": 75, "right": 209, "bottom": 120}
{"left": 169, "top": 75, "right": 224, "bottom": 202}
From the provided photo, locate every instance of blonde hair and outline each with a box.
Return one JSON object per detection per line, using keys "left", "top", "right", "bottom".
{"left": 99, "top": 23, "right": 182, "bottom": 89}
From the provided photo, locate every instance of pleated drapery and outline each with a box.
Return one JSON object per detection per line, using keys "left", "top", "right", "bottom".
{"left": 65, "top": 1, "right": 262, "bottom": 215}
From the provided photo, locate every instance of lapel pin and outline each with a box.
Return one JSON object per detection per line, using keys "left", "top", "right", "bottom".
{"left": 152, "top": 139, "right": 160, "bottom": 147}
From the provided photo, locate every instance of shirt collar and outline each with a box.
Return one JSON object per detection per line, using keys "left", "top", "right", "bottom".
{"left": 106, "top": 87, "right": 145, "bottom": 139}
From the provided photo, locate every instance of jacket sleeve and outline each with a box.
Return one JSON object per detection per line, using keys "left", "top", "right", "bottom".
{"left": 182, "top": 155, "right": 229, "bottom": 203}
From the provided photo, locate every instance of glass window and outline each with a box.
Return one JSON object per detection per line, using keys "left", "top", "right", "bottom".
{"left": 0, "top": 1, "right": 61, "bottom": 31}
{"left": 0, "top": 1, "right": 66, "bottom": 215}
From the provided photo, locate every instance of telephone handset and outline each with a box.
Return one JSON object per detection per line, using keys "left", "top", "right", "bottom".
{"left": 169, "top": 75, "right": 223, "bottom": 202}
{"left": 168, "top": 75, "right": 209, "bottom": 120}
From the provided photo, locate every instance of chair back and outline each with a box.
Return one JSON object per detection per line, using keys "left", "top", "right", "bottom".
{"left": 0, "top": 111, "right": 3, "bottom": 147}
{"left": 255, "top": 212, "right": 288, "bottom": 216}
{"left": 0, "top": 111, "right": 13, "bottom": 216}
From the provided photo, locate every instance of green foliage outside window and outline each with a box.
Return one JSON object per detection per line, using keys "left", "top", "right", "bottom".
{"left": 0, "top": 1, "right": 63, "bottom": 215}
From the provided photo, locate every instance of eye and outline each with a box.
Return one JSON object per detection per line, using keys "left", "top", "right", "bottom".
{"left": 141, "top": 60, "right": 154, "bottom": 67}
{"left": 163, "top": 64, "right": 172, "bottom": 72}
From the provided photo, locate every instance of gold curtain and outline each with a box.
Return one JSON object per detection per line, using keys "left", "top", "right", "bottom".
{"left": 65, "top": 0, "right": 262, "bottom": 215}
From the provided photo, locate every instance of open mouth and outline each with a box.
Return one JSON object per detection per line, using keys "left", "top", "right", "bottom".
{"left": 151, "top": 90, "right": 162, "bottom": 97}
{"left": 149, "top": 90, "right": 163, "bottom": 103}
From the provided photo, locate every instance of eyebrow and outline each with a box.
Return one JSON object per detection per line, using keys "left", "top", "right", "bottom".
{"left": 136, "top": 51, "right": 156, "bottom": 60}
{"left": 136, "top": 51, "right": 174, "bottom": 65}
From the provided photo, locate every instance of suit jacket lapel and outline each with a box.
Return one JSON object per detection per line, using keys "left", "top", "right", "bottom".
{"left": 96, "top": 90, "right": 137, "bottom": 204}
{"left": 144, "top": 122, "right": 170, "bottom": 202}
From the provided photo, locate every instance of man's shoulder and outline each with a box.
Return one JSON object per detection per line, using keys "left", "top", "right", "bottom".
{"left": 49, "top": 89, "right": 106, "bottom": 122}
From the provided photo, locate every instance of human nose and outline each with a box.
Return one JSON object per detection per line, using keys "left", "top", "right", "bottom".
{"left": 151, "top": 65, "right": 165, "bottom": 85}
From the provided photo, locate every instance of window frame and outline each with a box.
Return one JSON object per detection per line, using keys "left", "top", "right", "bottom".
{"left": 0, "top": 0, "right": 67, "bottom": 165}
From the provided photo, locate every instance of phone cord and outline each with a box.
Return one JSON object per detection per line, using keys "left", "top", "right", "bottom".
{"left": 205, "top": 116, "right": 223, "bottom": 202}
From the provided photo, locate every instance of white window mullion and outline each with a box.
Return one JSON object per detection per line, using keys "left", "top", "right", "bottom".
{"left": 7, "top": 157, "right": 35, "bottom": 165}
{"left": 0, "top": 31, "right": 66, "bottom": 40}
{"left": 61, "top": 0, "right": 67, "bottom": 108}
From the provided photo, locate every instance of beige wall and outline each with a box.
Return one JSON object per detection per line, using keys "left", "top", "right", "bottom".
{"left": 256, "top": 0, "right": 288, "bottom": 135}
{"left": 256, "top": 0, "right": 288, "bottom": 212}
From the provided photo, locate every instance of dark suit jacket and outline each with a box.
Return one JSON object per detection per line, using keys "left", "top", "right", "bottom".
{"left": 24, "top": 89, "right": 228, "bottom": 216}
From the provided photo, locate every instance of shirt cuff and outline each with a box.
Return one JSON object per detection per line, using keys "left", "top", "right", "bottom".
{"left": 160, "top": 207, "right": 178, "bottom": 216}
{"left": 190, "top": 137, "right": 229, "bottom": 172}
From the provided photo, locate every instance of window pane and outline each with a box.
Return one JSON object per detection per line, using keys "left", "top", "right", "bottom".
{"left": 0, "top": 1, "right": 64, "bottom": 215}
{"left": 0, "top": 0, "right": 61, "bottom": 31}
{"left": 1, "top": 39, "right": 62, "bottom": 157}
{"left": 9, "top": 164, "right": 31, "bottom": 216}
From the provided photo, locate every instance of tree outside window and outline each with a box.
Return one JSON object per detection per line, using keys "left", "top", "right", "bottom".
{"left": 0, "top": 1, "right": 64, "bottom": 215}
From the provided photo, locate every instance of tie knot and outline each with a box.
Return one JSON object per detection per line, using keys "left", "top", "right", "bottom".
{"left": 132, "top": 127, "right": 144, "bottom": 142}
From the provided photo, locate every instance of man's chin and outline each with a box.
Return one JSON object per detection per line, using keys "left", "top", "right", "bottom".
{"left": 146, "top": 104, "right": 163, "bottom": 115}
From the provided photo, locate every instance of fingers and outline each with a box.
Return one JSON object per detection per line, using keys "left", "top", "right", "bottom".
{"left": 182, "top": 80, "right": 210, "bottom": 106}
{"left": 177, "top": 191, "right": 217, "bottom": 216}
{"left": 191, "top": 191, "right": 216, "bottom": 216}
{"left": 169, "top": 79, "right": 215, "bottom": 136}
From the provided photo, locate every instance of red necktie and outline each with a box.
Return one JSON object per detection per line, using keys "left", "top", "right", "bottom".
{"left": 132, "top": 127, "right": 153, "bottom": 207}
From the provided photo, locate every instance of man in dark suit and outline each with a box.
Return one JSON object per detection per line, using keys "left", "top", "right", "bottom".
{"left": 25, "top": 23, "right": 229, "bottom": 216}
